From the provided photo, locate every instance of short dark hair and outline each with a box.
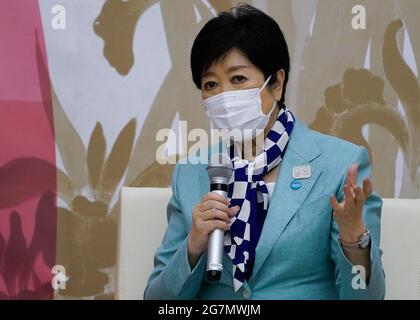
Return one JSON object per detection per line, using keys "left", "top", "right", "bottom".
{"left": 190, "top": 3, "right": 290, "bottom": 103}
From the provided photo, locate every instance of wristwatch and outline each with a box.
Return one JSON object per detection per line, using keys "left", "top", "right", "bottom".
{"left": 339, "top": 229, "right": 371, "bottom": 249}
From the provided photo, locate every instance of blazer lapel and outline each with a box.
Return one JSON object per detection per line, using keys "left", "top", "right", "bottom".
{"left": 249, "top": 117, "right": 323, "bottom": 285}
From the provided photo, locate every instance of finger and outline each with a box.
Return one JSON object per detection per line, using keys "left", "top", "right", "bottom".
{"left": 351, "top": 185, "right": 356, "bottom": 199}
{"left": 343, "top": 184, "right": 350, "bottom": 201}
{"left": 346, "top": 163, "right": 359, "bottom": 188}
{"left": 348, "top": 183, "right": 357, "bottom": 199}
{"left": 346, "top": 183, "right": 356, "bottom": 199}
{"left": 230, "top": 205, "right": 240, "bottom": 216}
{"left": 203, "top": 220, "right": 230, "bottom": 233}
{"left": 363, "top": 178, "right": 373, "bottom": 198}
{"left": 201, "top": 208, "right": 232, "bottom": 224}
{"left": 343, "top": 184, "right": 355, "bottom": 210}
{"left": 201, "top": 200, "right": 237, "bottom": 216}
{"left": 201, "top": 192, "right": 229, "bottom": 205}
{"left": 354, "top": 185, "right": 364, "bottom": 210}
{"left": 329, "top": 195, "right": 343, "bottom": 213}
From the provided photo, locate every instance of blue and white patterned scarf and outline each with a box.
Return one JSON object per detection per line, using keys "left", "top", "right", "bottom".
{"left": 224, "top": 103, "right": 295, "bottom": 292}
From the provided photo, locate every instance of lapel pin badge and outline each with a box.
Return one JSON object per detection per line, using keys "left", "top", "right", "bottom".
{"left": 290, "top": 179, "right": 302, "bottom": 190}
{"left": 293, "top": 165, "right": 311, "bottom": 180}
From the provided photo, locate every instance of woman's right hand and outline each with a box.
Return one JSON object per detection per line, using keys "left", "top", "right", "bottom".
{"left": 187, "top": 192, "right": 240, "bottom": 264}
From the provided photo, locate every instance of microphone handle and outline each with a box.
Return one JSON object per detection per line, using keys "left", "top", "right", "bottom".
{"left": 206, "top": 187, "right": 227, "bottom": 282}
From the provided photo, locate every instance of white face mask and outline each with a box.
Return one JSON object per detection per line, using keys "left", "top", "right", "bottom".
{"left": 203, "top": 75, "right": 277, "bottom": 141}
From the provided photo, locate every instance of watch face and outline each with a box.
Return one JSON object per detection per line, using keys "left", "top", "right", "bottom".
{"left": 359, "top": 232, "right": 371, "bottom": 249}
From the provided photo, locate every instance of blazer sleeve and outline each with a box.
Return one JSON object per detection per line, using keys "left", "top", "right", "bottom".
{"left": 143, "top": 164, "right": 207, "bottom": 300}
{"left": 330, "top": 146, "right": 386, "bottom": 300}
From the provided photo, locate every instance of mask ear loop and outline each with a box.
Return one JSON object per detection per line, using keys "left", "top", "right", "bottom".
{"left": 258, "top": 75, "right": 273, "bottom": 93}
{"left": 258, "top": 74, "right": 277, "bottom": 116}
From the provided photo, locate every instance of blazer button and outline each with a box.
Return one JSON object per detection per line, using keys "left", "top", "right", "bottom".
{"left": 243, "top": 289, "right": 251, "bottom": 299}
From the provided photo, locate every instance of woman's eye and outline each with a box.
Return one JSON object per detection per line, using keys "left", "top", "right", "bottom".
{"left": 232, "top": 75, "right": 247, "bottom": 84}
{"left": 204, "top": 81, "right": 218, "bottom": 91}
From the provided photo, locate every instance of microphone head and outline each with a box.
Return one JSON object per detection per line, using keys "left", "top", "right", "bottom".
{"left": 207, "top": 153, "right": 233, "bottom": 185}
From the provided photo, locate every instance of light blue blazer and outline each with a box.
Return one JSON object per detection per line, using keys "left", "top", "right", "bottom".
{"left": 144, "top": 117, "right": 386, "bottom": 300}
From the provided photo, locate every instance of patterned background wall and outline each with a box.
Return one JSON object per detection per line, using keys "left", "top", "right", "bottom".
{"left": 0, "top": 0, "right": 419, "bottom": 299}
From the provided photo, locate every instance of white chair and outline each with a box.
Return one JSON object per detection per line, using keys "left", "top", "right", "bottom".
{"left": 117, "top": 187, "right": 172, "bottom": 300}
{"left": 117, "top": 187, "right": 420, "bottom": 300}
{"left": 380, "top": 198, "right": 420, "bottom": 299}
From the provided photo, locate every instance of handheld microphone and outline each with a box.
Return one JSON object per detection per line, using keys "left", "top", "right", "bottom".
{"left": 206, "top": 153, "right": 233, "bottom": 282}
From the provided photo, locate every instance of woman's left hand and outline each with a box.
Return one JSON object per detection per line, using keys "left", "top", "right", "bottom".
{"left": 330, "top": 163, "right": 373, "bottom": 243}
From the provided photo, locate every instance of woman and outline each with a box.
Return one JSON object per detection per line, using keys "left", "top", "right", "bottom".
{"left": 144, "top": 4, "right": 385, "bottom": 300}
